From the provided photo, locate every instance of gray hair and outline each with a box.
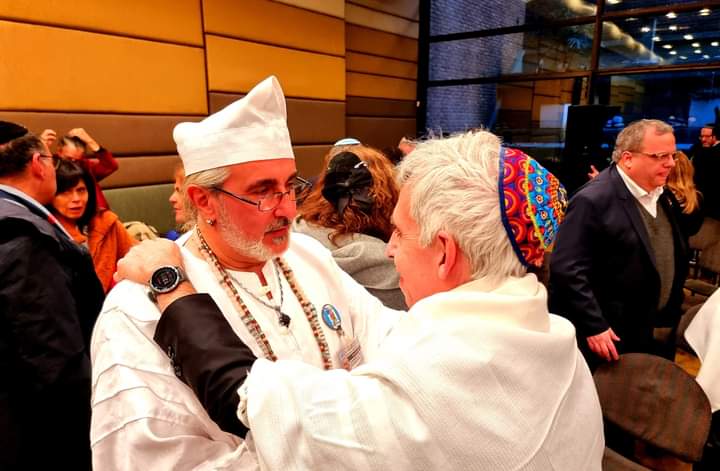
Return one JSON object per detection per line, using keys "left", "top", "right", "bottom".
{"left": 396, "top": 130, "right": 525, "bottom": 286}
{"left": 612, "top": 119, "right": 674, "bottom": 162}
{"left": 181, "top": 166, "right": 231, "bottom": 226}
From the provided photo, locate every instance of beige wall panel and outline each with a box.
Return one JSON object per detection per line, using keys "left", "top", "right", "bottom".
{"left": 346, "top": 116, "right": 416, "bottom": 150}
{"left": 346, "top": 25, "right": 417, "bottom": 62}
{"left": 346, "top": 4, "right": 418, "bottom": 39}
{"left": 273, "top": 0, "right": 345, "bottom": 18}
{"left": 348, "top": 0, "right": 420, "bottom": 21}
{"left": 101, "top": 155, "right": 180, "bottom": 188}
{"left": 206, "top": 36, "right": 345, "bottom": 100}
{"left": 0, "top": 22, "right": 207, "bottom": 114}
{"left": 0, "top": 0, "right": 202, "bottom": 45}
{"left": 346, "top": 97, "right": 416, "bottom": 117}
{"left": 347, "top": 72, "right": 416, "bottom": 100}
{"left": 209, "top": 93, "right": 345, "bottom": 144}
{"left": 204, "top": 0, "right": 344, "bottom": 55}
{"left": 294, "top": 145, "right": 331, "bottom": 177}
{"left": 347, "top": 52, "right": 417, "bottom": 79}
{"left": 498, "top": 85, "right": 533, "bottom": 110}
{"left": 1, "top": 111, "right": 201, "bottom": 155}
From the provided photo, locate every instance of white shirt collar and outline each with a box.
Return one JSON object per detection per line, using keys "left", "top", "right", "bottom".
{"left": 616, "top": 165, "right": 664, "bottom": 217}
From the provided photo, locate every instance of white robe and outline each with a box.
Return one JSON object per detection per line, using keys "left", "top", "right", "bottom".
{"left": 239, "top": 275, "right": 605, "bottom": 470}
{"left": 90, "top": 233, "right": 400, "bottom": 470}
{"left": 685, "top": 290, "right": 720, "bottom": 412}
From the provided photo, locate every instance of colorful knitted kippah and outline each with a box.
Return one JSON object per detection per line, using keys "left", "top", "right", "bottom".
{"left": 498, "top": 147, "right": 568, "bottom": 268}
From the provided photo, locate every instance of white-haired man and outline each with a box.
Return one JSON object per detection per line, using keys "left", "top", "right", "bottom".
{"left": 117, "top": 130, "right": 605, "bottom": 470}
{"left": 90, "top": 77, "right": 398, "bottom": 470}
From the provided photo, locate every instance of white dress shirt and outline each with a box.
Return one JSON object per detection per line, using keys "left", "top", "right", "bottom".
{"left": 616, "top": 165, "right": 665, "bottom": 217}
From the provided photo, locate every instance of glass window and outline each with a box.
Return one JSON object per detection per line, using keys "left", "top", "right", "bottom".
{"left": 430, "top": 0, "right": 597, "bottom": 35}
{"left": 429, "top": 25, "right": 594, "bottom": 81}
{"left": 594, "top": 69, "right": 720, "bottom": 151}
{"left": 604, "top": 0, "right": 711, "bottom": 12}
{"left": 599, "top": 10, "right": 720, "bottom": 68}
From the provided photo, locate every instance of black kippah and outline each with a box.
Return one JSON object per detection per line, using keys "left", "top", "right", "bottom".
{"left": 0, "top": 121, "right": 29, "bottom": 145}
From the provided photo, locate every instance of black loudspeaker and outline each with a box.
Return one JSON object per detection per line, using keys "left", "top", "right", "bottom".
{"left": 561, "top": 105, "right": 620, "bottom": 194}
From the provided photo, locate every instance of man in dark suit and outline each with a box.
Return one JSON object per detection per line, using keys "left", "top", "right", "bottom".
{"left": 549, "top": 119, "right": 688, "bottom": 368}
{"left": 692, "top": 124, "right": 720, "bottom": 221}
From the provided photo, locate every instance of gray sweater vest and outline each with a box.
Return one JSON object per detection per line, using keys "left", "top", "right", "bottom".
{"left": 635, "top": 199, "right": 675, "bottom": 310}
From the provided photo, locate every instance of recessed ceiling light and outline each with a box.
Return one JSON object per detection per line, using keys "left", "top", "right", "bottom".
{"left": 699, "top": 8, "right": 711, "bottom": 16}
{"left": 640, "top": 26, "right": 651, "bottom": 33}
{"left": 669, "top": 50, "right": 677, "bottom": 55}
{"left": 680, "top": 56, "right": 687, "bottom": 60}
{"left": 607, "top": 0, "right": 622, "bottom": 4}
{"left": 695, "top": 49, "right": 703, "bottom": 54}
{"left": 666, "top": 12, "right": 677, "bottom": 19}
{"left": 684, "top": 34, "right": 694, "bottom": 40}
{"left": 653, "top": 36, "right": 661, "bottom": 42}
{"left": 662, "top": 44, "right": 673, "bottom": 49}
{"left": 692, "top": 42, "right": 701, "bottom": 47}
{"left": 669, "top": 25, "right": 678, "bottom": 31}
{"left": 625, "top": 17, "right": 637, "bottom": 21}
{"left": 712, "top": 41, "right": 719, "bottom": 47}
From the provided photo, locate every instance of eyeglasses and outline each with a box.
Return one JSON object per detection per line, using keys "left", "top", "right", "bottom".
{"left": 212, "top": 176, "right": 311, "bottom": 212}
{"left": 39, "top": 153, "right": 61, "bottom": 169}
{"left": 631, "top": 151, "right": 679, "bottom": 162}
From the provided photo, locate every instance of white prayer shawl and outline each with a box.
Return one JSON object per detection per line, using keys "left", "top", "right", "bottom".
{"left": 90, "top": 233, "right": 399, "bottom": 470}
{"left": 241, "top": 275, "right": 605, "bottom": 471}
{"left": 685, "top": 290, "right": 720, "bottom": 412}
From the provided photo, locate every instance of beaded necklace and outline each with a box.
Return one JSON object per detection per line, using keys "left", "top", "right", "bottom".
{"left": 195, "top": 228, "right": 333, "bottom": 369}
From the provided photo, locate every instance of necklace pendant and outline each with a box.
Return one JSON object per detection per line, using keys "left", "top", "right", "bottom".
{"left": 277, "top": 310, "right": 291, "bottom": 327}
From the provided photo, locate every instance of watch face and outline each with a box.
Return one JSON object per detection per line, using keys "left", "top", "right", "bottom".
{"left": 151, "top": 266, "right": 179, "bottom": 292}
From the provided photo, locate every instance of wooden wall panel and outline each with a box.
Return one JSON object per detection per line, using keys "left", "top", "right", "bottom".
{"left": 348, "top": 0, "right": 420, "bottom": 21}
{"left": 346, "top": 3, "right": 418, "bottom": 38}
{"left": 346, "top": 52, "right": 417, "bottom": 79}
{"left": 346, "top": 25, "right": 417, "bottom": 61}
{"left": 346, "top": 97, "right": 416, "bottom": 117}
{"left": 101, "top": 156, "right": 180, "bottom": 188}
{"left": 204, "top": 0, "right": 344, "bottom": 55}
{"left": 0, "top": 21, "right": 207, "bottom": 114}
{"left": 347, "top": 72, "right": 416, "bottom": 100}
{"left": 347, "top": 116, "right": 416, "bottom": 150}
{"left": 209, "top": 93, "right": 345, "bottom": 144}
{"left": 206, "top": 35, "right": 345, "bottom": 100}
{"left": 0, "top": 112, "right": 201, "bottom": 155}
{"left": 294, "top": 145, "right": 331, "bottom": 177}
{"left": 0, "top": 0, "right": 202, "bottom": 45}
{"left": 273, "top": 0, "right": 345, "bottom": 18}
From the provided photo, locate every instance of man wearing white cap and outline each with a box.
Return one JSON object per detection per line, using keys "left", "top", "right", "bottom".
{"left": 89, "top": 76, "right": 399, "bottom": 470}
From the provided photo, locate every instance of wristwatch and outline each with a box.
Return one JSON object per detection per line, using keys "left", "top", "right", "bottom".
{"left": 148, "top": 266, "right": 187, "bottom": 303}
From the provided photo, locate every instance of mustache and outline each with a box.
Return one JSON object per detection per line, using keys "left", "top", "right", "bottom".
{"left": 266, "top": 217, "right": 291, "bottom": 232}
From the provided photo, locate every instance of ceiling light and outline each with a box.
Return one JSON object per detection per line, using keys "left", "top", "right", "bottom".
{"left": 704, "top": 54, "right": 710, "bottom": 58}
{"left": 699, "top": 8, "right": 711, "bottom": 16}
{"left": 669, "top": 50, "right": 677, "bottom": 55}
{"left": 653, "top": 36, "right": 661, "bottom": 42}
{"left": 607, "top": 0, "right": 622, "bottom": 4}
{"left": 625, "top": 17, "right": 637, "bottom": 21}
{"left": 695, "top": 49, "right": 703, "bottom": 54}
{"left": 692, "top": 42, "right": 701, "bottom": 47}
{"left": 669, "top": 25, "right": 678, "bottom": 31}
{"left": 666, "top": 12, "right": 677, "bottom": 19}
{"left": 662, "top": 44, "right": 673, "bottom": 49}
{"left": 684, "top": 34, "right": 694, "bottom": 40}
{"left": 712, "top": 41, "right": 719, "bottom": 46}
{"left": 680, "top": 56, "right": 687, "bottom": 60}
{"left": 640, "top": 26, "right": 651, "bottom": 33}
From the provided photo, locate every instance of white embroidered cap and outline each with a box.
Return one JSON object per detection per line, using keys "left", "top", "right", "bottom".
{"left": 173, "top": 75, "right": 295, "bottom": 176}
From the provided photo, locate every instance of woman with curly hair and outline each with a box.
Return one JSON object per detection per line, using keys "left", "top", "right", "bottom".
{"left": 295, "top": 144, "right": 406, "bottom": 309}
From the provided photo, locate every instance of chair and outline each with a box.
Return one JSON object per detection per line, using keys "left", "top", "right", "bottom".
{"left": 594, "top": 353, "right": 712, "bottom": 470}
{"left": 685, "top": 241, "right": 720, "bottom": 297}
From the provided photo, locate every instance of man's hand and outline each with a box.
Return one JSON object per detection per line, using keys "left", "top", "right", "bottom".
{"left": 587, "top": 165, "right": 599, "bottom": 179}
{"left": 67, "top": 127, "right": 100, "bottom": 152}
{"left": 587, "top": 328, "right": 621, "bottom": 361}
{"left": 40, "top": 129, "right": 57, "bottom": 149}
{"left": 115, "top": 239, "right": 184, "bottom": 285}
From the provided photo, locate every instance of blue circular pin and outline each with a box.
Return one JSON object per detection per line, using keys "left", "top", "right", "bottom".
{"left": 321, "top": 304, "right": 342, "bottom": 330}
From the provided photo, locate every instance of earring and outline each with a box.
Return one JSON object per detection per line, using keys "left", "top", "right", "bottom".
{"left": 206, "top": 218, "right": 215, "bottom": 226}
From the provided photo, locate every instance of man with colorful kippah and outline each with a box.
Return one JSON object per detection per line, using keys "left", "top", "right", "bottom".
{"left": 116, "top": 130, "right": 604, "bottom": 470}
{"left": 90, "top": 77, "right": 401, "bottom": 470}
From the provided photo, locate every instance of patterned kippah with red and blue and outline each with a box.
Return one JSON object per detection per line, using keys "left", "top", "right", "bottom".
{"left": 498, "top": 147, "right": 568, "bottom": 268}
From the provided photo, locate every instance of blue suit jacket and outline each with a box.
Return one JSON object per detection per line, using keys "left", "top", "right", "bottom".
{"left": 549, "top": 164, "right": 689, "bottom": 356}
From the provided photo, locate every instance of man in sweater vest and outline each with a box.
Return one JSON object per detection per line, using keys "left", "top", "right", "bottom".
{"left": 550, "top": 119, "right": 689, "bottom": 369}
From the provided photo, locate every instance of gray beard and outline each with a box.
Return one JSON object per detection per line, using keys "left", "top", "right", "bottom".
{"left": 216, "top": 201, "right": 288, "bottom": 262}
